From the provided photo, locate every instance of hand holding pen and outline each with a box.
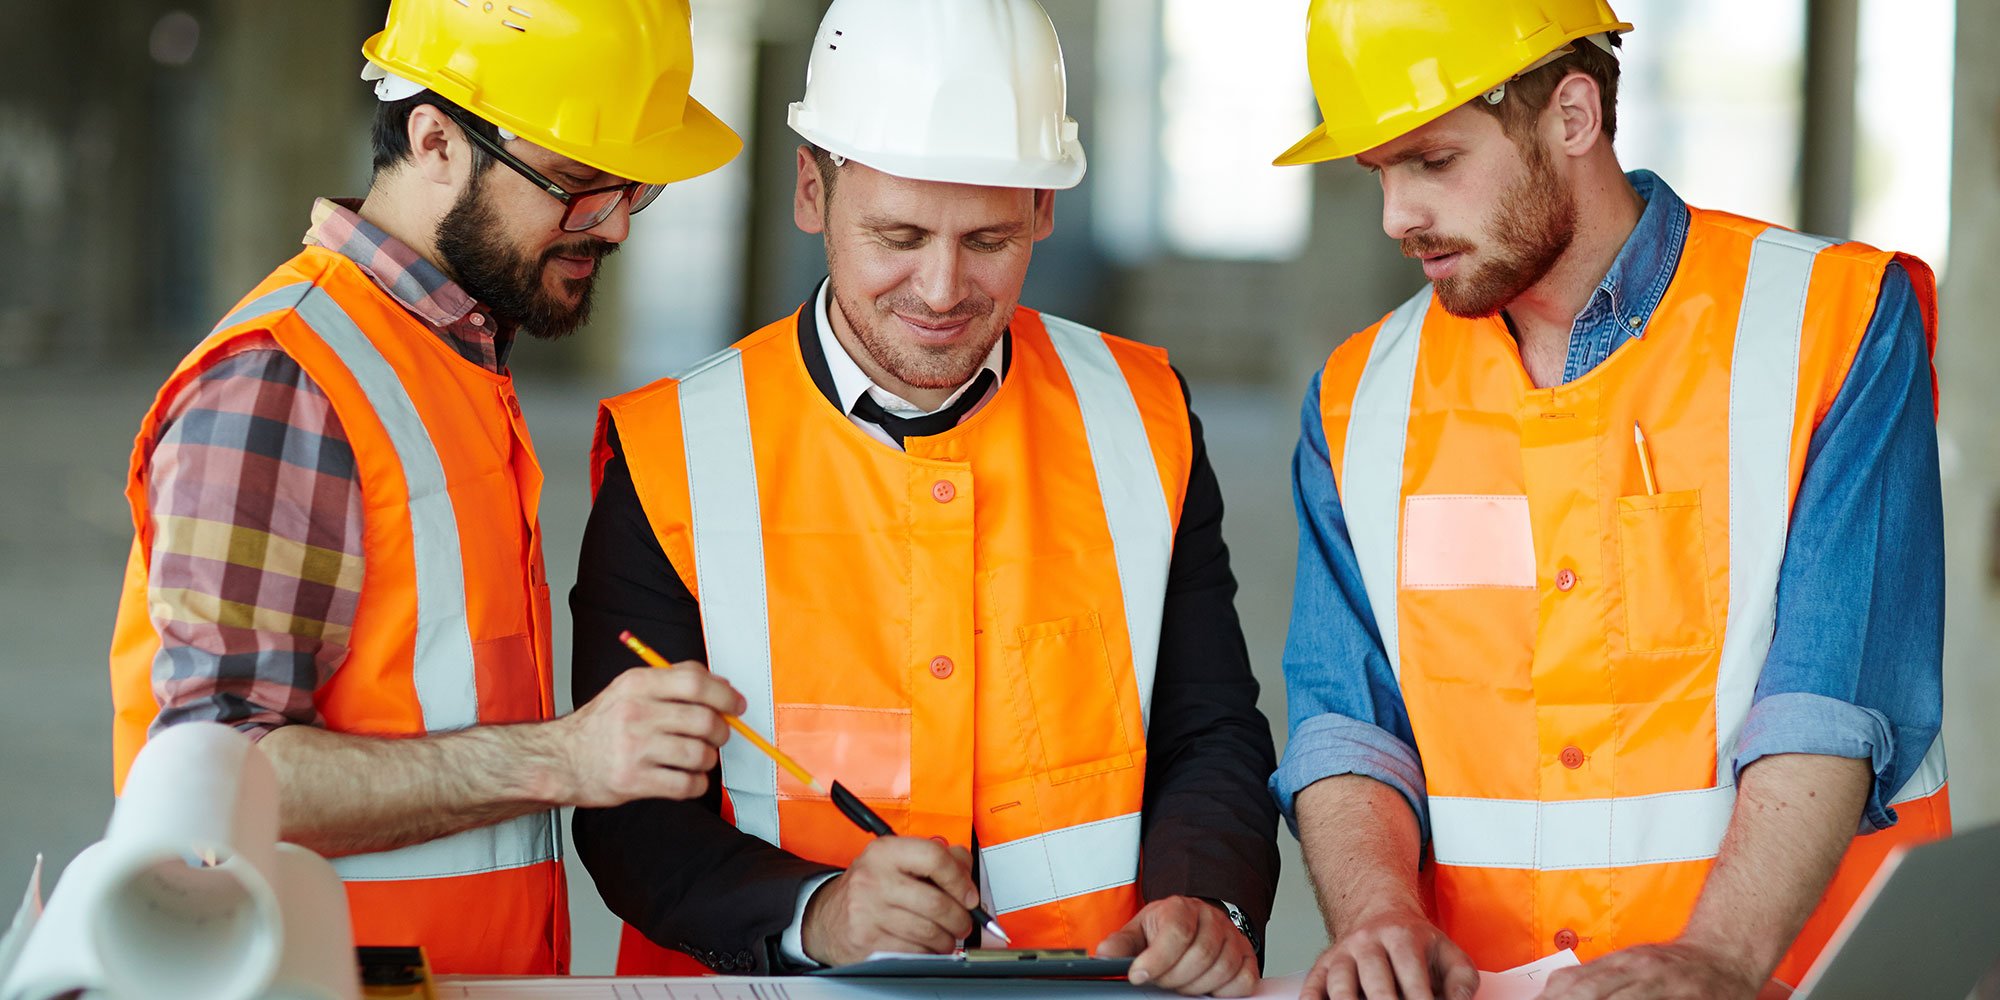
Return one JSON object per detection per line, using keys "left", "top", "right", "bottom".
{"left": 618, "top": 631, "right": 1008, "bottom": 964}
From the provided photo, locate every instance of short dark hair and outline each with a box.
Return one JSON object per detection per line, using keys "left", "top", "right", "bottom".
{"left": 370, "top": 90, "right": 501, "bottom": 178}
{"left": 807, "top": 143, "right": 842, "bottom": 199}
{"left": 1471, "top": 35, "right": 1622, "bottom": 145}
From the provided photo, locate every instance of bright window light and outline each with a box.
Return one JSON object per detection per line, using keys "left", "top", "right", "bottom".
{"left": 1853, "top": 0, "right": 1956, "bottom": 276}
{"left": 1615, "top": 0, "right": 1808, "bottom": 227}
{"left": 1156, "top": 0, "right": 1314, "bottom": 260}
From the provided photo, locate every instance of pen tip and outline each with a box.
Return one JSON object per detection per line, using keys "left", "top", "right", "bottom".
{"left": 986, "top": 921, "right": 1012, "bottom": 945}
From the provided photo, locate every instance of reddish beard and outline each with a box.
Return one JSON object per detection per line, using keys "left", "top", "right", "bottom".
{"left": 1403, "top": 140, "right": 1578, "bottom": 319}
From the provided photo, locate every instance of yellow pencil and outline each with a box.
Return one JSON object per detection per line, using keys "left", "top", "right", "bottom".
{"left": 1634, "top": 422, "right": 1660, "bottom": 496}
{"left": 618, "top": 629, "right": 824, "bottom": 794}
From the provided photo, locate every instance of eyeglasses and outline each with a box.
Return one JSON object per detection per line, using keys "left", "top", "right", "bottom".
{"left": 440, "top": 106, "right": 665, "bottom": 233}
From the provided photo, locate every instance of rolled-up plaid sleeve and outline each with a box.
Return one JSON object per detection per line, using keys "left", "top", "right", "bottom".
{"left": 144, "top": 340, "right": 365, "bottom": 739}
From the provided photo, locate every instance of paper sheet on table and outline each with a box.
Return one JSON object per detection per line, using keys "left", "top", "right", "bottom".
{"left": 0, "top": 857, "right": 41, "bottom": 985}
{"left": 438, "top": 970, "right": 1318, "bottom": 999}
{"left": 1475, "top": 949, "right": 1581, "bottom": 1000}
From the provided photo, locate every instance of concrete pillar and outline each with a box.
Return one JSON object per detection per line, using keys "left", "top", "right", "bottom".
{"left": 1938, "top": 0, "right": 2000, "bottom": 827}
{"left": 1798, "top": 0, "right": 1859, "bottom": 236}
{"left": 0, "top": 2, "right": 167, "bottom": 364}
{"left": 206, "top": 0, "right": 379, "bottom": 323}
{"left": 1276, "top": 160, "right": 1414, "bottom": 386}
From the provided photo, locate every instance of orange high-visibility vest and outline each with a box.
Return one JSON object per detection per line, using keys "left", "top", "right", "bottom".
{"left": 599, "top": 306, "right": 1192, "bottom": 972}
{"left": 108, "top": 247, "right": 568, "bottom": 975}
{"left": 1316, "top": 209, "right": 1949, "bottom": 985}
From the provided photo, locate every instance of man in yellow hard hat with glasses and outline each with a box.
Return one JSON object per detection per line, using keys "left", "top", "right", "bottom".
{"left": 107, "top": 1, "right": 747, "bottom": 974}
{"left": 1271, "top": 1, "right": 1950, "bottom": 998}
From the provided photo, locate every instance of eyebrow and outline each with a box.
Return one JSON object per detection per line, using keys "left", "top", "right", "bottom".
{"left": 1357, "top": 142, "right": 1455, "bottom": 171}
{"left": 857, "top": 215, "right": 1026, "bottom": 238}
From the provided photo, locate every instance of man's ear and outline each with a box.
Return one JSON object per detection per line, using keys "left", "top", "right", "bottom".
{"left": 1032, "top": 189, "right": 1056, "bottom": 242}
{"left": 405, "top": 104, "right": 466, "bottom": 187}
{"left": 794, "top": 145, "right": 829, "bottom": 235}
{"left": 1549, "top": 70, "right": 1605, "bottom": 159}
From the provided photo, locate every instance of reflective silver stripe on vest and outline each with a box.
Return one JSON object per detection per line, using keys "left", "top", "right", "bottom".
{"left": 333, "top": 812, "right": 555, "bottom": 881}
{"left": 977, "top": 812, "right": 1143, "bottom": 915}
{"left": 216, "top": 283, "right": 555, "bottom": 879}
{"left": 673, "top": 347, "right": 781, "bottom": 847}
{"left": 1430, "top": 786, "right": 1735, "bottom": 870}
{"left": 1341, "top": 289, "right": 1431, "bottom": 680}
{"left": 1713, "top": 228, "right": 1835, "bottom": 784}
{"left": 1343, "top": 231, "right": 1946, "bottom": 873}
{"left": 1041, "top": 315, "right": 1176, "bottom": 729}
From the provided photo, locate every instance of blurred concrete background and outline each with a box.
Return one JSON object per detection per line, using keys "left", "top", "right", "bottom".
{"left": 1, "top": 0, "right": 1994, "bottom": 977}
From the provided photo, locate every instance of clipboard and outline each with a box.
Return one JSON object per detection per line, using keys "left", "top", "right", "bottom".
{"left": 812, "top": 949, "right": 1134, "bottom": 979}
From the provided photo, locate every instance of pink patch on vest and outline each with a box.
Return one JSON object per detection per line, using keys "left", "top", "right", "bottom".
{"left": 1401, "top": 495, "right": 1537, "bottom": 589}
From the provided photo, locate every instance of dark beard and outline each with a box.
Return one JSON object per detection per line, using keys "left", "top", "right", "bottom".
{"left": 433, "top": 168, "right": 619, "bottom": 341}
{"left": 1408, "top": 140, "right": 1578, "bottom": 319}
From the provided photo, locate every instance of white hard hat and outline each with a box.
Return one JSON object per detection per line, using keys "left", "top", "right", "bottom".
{"left": 787, "top": 0, "right": 1086, "bottom": 190}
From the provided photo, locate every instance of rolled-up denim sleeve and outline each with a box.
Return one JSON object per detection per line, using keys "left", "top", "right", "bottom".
{"left": 1271, "top": 370, "right": 1428, "bottom": 840}
{"left": 1737, "top": 263, "right": 1943, "bottom": 833}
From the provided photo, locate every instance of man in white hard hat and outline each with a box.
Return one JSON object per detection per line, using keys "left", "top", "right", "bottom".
{"left": 1270, "top": 1, "right": 1948, "bottom": 998}
{"left": 568, "top": 0, "right": 1279, "bottom": 992}
{"left": 107, "top": 0, "right": 747, "bottom": 974}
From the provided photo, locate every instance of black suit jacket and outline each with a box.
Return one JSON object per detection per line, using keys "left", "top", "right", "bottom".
{"left": 569, "top": 311, "right": 1280, "bottom": 973}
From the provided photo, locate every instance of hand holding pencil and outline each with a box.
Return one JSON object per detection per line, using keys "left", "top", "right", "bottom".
{"left": 618, "top": 629, "right": 1011, "bottom": 962}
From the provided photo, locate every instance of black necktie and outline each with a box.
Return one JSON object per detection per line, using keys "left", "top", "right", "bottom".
{"left": 849, "top": 369, "right": 998, "bottom": 447}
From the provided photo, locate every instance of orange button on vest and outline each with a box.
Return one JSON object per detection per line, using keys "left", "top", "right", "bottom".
{"left": 599, "top": 306, "right": 1191, "bottom": 973}
{"left": 107, "top": 248, "right": 568, "bottom": 975}
{"left": 1317, "top": 209, "right": 1949, "bottom": 984}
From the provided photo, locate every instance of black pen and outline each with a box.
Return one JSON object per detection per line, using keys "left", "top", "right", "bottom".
{"left": 829, "top": 780, "right": 1012, "bottom": 945}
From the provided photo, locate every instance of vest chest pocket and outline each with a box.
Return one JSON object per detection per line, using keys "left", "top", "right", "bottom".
{"left": 1616, "top": 490, "right": 1717, "bottom": 652}
{"left": 1017, "top": 613, "right": 1137, "bottom": 783}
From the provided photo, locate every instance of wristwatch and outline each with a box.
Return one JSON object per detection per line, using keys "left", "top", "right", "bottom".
{"left": 1200, "top": 897, "right": 1263, "bottom": 968}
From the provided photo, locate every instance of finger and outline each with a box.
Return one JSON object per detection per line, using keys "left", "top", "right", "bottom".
{"left": 1149, "top": 911, "right": 1227, "bottom": 990}
{"left": 1179, "top": 937, "right": 1255, "bottom": 998}
{"left": 880, "top": 838, "right": 980, "bottom": 909}
{"left": 1095, "top": 923, "right": 1147, "bottom": 959}
{"left": 640, "top": 701, "right": 732, "bottom": 745}
{"left": 1317, "top": 951, "right": 1363, "bottom": 1000}
{"left": 1219, "top": 956, "right": 1262, "bottom": 999}
{"left": 1540, "top": 965, "right": 1622, "bottom": 1000}
{"left": 872, "top": 876, "right": 974, "bottom": 940}
{"left": 1383, "top": 933, "right": 1437, "bottom": 1000}
{"left": 631, "top": 766, "right": 706, "bottom": 801}
{"left": 872, "top": 903, "right": 960, "bottom": 954}
{"left": 639, "top": 667, "right": 747, "bottom": 715}
{"left": 1436, "top": 938, "right": 1480, "bottom": 1000}
{"left": 1129, "top": 904, "right": 1200, "bottom": 985}
{"left": 1354, "top": 948, "right": 1400, "bottom": 1000}
{"left": 638, "top": 734, "right": 719, "bottom": 773}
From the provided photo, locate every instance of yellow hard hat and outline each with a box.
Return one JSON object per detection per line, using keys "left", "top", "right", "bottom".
{"left": 1274, "top": 0, "right": 1632, "bottom": 166}
{"left": 361, "top": 0, "right": 742, "bottom": 186}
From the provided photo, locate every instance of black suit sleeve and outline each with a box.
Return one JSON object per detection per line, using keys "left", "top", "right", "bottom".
{"left": 1137, "top": 371, "right": 1283, "bottom": 941}
{"left": 568, "top": 424, "right": 838, "bottom": 975}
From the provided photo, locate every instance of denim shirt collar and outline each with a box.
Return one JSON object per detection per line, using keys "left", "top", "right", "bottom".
{"left": 1559, "top": 169, "right": 1691, "bottom": 382}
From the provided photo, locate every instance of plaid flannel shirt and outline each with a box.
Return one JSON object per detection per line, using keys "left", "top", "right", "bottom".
{"left": 144, "top": 198, "right": 511, "bottom": 738}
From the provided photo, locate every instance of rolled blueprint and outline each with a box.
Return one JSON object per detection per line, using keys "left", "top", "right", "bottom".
{"left": 0, "top": 722, "right": 357, "bottom": 1000}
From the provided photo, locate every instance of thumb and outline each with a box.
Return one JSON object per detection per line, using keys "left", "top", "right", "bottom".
{"left": 1440, "top": 948, "right": 1481, "bottom": 1000}
{"left": 1095, "top": 922, "right": 1147, "bottom": 958}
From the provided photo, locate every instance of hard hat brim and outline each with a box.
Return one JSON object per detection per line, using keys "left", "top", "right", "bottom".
{"left": 794, "top": 117, "right": 1087, "bottom": 191}
{"left": 1275, "top": 19, "right": 1635, "bottom": 168}
{"left": 606, "top": 96, "right": 745, "bottom": 187}
{"left": 1273, "top": 123, "right": 1341, "bottom": 168}
{"left": 360, "top": 35, "right": 744, "bottom": 187}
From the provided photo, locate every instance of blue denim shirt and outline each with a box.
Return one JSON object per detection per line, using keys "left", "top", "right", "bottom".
{"left": 1274, "top": 170, "right": 1943, "bottom": 840}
